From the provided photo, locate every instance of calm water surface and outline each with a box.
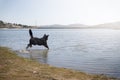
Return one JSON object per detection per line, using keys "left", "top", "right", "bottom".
{"left": 0, "top": 29, "right": 120, "bottom": 78}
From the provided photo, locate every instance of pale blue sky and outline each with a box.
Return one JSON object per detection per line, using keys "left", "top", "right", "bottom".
{"left": 0, "top": 0, "right": 120, "bottom": 26}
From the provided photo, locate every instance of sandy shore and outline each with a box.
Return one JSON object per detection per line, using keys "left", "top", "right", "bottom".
{"left": 0, "top": 47, "right": 118, "bottom": 80}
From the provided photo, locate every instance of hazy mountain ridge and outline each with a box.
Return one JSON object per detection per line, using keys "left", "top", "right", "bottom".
{"left": 38, "top": 24, "right": 88, "bottom": 29}
{"left": 91, "top": 22, "right": 120, "bottom": 29}
{"left": 1, "top": 20, "right": 120, "bottom": 29}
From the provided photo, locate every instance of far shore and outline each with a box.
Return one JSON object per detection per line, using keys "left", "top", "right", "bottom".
{"left": 0, "top": 27, "right": 120, "bottom": 30}
{"left": 0, "top": 46, "right": 118, "bottom": 80}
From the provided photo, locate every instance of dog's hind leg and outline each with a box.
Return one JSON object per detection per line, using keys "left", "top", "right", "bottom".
{"left": 26, "top": 44, "right": 32, "bottom": 49}
{"left": 26, "top": 44, "right": 30, "bottom": 49}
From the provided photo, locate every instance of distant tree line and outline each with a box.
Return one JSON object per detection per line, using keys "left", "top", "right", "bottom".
{"left": 0, "top": 20, "right": 5, "bottom": 28}
{"left": 0, "top": 20, "right": 35, "bottom": 28}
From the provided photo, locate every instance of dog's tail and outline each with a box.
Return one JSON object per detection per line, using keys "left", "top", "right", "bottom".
{"left": 29, "top": 29, "right": 33, "bottom": 38}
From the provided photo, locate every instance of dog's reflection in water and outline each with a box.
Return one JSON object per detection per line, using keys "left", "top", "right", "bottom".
{"left": 29, "top": 49, "right": 48, "bottom": 63}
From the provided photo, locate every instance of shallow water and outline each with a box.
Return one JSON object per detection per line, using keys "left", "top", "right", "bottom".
{"left": 0, "top": 29, "right": 120, "bottom": 78}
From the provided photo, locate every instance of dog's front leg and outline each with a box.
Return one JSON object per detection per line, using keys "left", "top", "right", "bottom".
{"left": 44, "top": 44, "right": 49, "bottom": 49}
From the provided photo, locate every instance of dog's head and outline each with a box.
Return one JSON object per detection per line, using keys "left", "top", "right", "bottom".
{"left": 43, "top": 34, "right": 49, "bottom": 41}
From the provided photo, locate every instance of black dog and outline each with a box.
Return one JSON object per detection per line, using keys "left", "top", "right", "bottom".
{"left": 26, "top": 29, "right": 49, "bottom": 49}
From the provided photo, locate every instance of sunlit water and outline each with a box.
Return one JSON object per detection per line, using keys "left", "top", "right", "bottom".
{"left": 0, "top": 29, "right": 120, "bottom": 78}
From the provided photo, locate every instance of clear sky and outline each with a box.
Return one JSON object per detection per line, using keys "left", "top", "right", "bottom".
{"left": 0, "top": 0, "right": 120, "bottom": 26}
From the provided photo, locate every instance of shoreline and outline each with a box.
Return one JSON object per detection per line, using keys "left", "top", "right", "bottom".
{"left": 0, "top": 46, "right": 118, "bottom": 80}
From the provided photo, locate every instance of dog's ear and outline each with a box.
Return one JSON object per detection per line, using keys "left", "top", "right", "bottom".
{"left": 43, "top": 34, "right": 46, "bottom": 37}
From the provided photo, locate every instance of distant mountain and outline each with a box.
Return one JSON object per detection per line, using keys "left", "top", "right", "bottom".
{"left": 39, "top": 24, "right": 65, "bottom": 28}
{"left": 91, "top": 22, "right": 120, "bottom": 29}
{"left": 67, "top": 24, "right": 88, "bottom": 27}
{"left": 38, "top": 24, "right": 88, "bottom": 29}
